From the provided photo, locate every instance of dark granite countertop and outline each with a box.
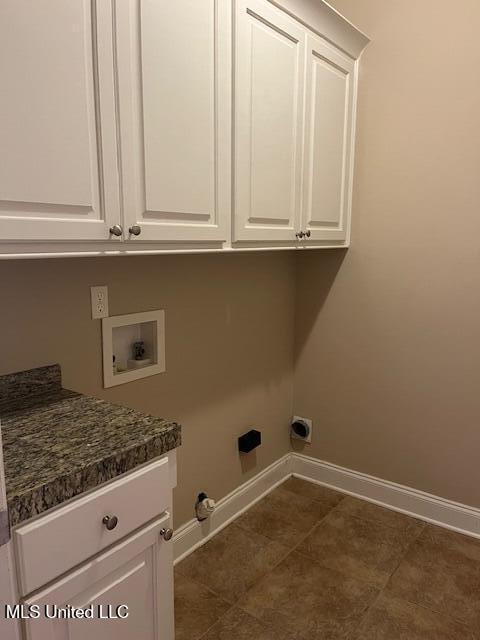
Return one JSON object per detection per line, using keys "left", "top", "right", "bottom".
{"left": 0, "top": 365, "right": 181, "bottom": 528}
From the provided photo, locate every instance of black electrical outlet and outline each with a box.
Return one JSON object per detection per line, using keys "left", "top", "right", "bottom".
{"left": 238, "top": 429, "right": 261, "bottom": 453}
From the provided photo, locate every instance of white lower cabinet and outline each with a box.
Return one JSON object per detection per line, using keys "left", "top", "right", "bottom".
{"left": 23, "top": 516, "right": 173, "bottom": 640}
{"left": 15, "top": 457, "right": 171, "bottom": 596}
{"left": 13, "top": 455, "right": 177, "bottom": 640}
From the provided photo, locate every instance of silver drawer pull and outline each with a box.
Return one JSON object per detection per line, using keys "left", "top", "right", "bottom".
{"left": 160, "top": 527, "right": 173, "bottom": 541}
{"left": 128, "top": 224, "right": 142, "bottom": 236}
{"left": 109, "top": 225, "right": 123, "bottom": 237}
{"left": 102, "top": 515, "right": 119, "bottom": 531}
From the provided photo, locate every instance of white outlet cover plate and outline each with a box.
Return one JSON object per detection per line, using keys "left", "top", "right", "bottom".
{"left": 291, "top": 416, "right": 312, "bottom": 443}
{"left": 91, "top": 285, "right": 109, "bottom": 319}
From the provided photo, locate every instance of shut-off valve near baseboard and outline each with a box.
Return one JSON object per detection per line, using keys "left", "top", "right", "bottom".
{"left": 195, "top": 492, "right": 216, "bottom": 521}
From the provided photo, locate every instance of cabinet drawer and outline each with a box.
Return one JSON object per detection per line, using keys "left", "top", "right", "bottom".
{"left": 15, "top": 457, "right": 171, "bottom": 596}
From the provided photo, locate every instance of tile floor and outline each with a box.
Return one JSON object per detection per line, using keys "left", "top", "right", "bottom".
{"left": 174, "top": 477, "right": 480, "bottom": 639}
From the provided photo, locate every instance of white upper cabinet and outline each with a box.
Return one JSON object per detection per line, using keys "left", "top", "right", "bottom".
{"left": 0, "top": 0, "right": 120, "bottom": 241}
{"left": 0, "top": 0, "right": 368, "bottom": 256}
{"left": 115, "top": 0, "right": 231, "bottom": 243}
{"left": 301, "top": 34, "right": 356, "bottom": 243}
{"left": 233, "top": 0, "right": 364, "bottom": 246}
{"left": 234, "top": 0, "right": 305, "bottom": 242}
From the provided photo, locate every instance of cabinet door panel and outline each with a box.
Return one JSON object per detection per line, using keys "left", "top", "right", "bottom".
{"left": 0, "top": 0, "right": 120, "bottom": 241}
{"left": 234, "top": 0, "right": 305, "bottom": 242}
{"left": 302, "top": 35, "right": 356, "bottom": 242}
{"left": 116, "top": 0, "right": 230, "bottom": 242}
{"left": 24, "top": 516, "right": 174, "bottom": 640}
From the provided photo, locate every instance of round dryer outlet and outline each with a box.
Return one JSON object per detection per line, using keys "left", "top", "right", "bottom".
{"left": 290, "top": 416, "right": 312, "bottom": 443}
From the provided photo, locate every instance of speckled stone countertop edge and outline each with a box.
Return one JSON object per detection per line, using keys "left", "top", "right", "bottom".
{"left": 7, "top": 423, "right": 181, "bottom": 528}
{"left": 1, "top": 364, "right": 183, "bottom": 530}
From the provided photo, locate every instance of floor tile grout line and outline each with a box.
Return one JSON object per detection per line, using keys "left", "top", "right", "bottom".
{"left": 346, "top": 587, "right": 384, "bottom": 640}
{"left": 381, "top": 521, "right": 427, "bottom": 592}
{"left": 380, "top": 523, "right": 480, "bottom": 635}
{"left": 276, "top": 480, "right": 349, "bottom": 505}
{"left": 195, "top": 603, "right": 237, "bottom": 640}
{"left": 331, "top": 500, "right": 427, "bottom": 533}
{"left": 382, "top": 592, "right": 478, "bottom": 636}
{"left": 176, "top": 479, "right": 480, "bottom": 639}
{"left": 283, "top": 512, "right": 427, "bottom": 591}
{"left": 292, "top": 540, "right": 387, "bottom": 590}
{"left": 175, "top": 520, "right": 281, "bottom": 604}
{"left": 182, "top": 487, "right": 423, "bottom": 589}
{"left": 175, "top": 570, "right": 233, "bottom": 606}
{"left": 176, "top": 517, "right": 307, "bottom": 612}
{"left": 342, "top": 524, "right": 430, "bottom": 640}
{"left": 234, "top": 515, "right": 343, "bottom": 630}
{"left": 225, "top": 485, "right": 413, "bottom": 607}
{"left": 235, "top": 486, "right": 346, "bottom": 546}
{"left": 334, "top": 511, "right": 425, "bottom": 534}
{"left": 174, "top": 572, "right": 235, "bottom": 640}
{"left": 366, "top": 522, "right": 480, "bottom": 635}
{"left": 280, "top": 483, "right": 431, "bottom": 539}
{"left": 343, "top": 527, "right": 427, "bottom": 640}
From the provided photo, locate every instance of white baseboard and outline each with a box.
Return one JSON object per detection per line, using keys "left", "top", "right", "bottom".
{"left": 174, "top": 451, "right": 480, "bottom": 562}
{"left": 291, "top": 453, "right": 480, "bottom": 539}
{"left": 173, "top": 454, "right": 292, "bottom": 563}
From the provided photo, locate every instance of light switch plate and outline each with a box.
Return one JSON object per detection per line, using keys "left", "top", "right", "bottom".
{"left": 91, "top": 286, "right": 109, "bottom": 319}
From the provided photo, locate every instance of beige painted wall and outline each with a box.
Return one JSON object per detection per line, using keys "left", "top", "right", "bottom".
{"left": 2, "top": 0, "right": 479, "bottom": 529}
{"left": 294, "top": 0, "right": 480, "bottom": 507}
{"left": 0, "top": 253, "right": 295, "bottom": 526}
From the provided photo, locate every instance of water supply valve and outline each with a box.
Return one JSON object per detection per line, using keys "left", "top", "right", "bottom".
{"left": 195, "top": 492, "right": 216, "bottom": 521}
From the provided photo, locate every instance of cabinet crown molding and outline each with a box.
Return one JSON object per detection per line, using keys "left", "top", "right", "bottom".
{"left": 271, "top": 0, "right": 370, "bottom": 58}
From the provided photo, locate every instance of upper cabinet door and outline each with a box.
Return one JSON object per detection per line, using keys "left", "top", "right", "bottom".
{"left": 0, "top": 1, "right": 120, "bottom": 241}
{"left": 115, "top": 1, "right": 231, "bottom": 243}
{"left": 234, "top": 0, "right": 305, "bottom": 242}
{"left": 302, "top": 34, "right": 356, "bottom": 243}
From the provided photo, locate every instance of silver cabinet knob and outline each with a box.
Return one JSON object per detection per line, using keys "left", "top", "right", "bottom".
{"left": 160, "top": 527, "right": 173, "bottom": 541}
{"left": 295, "top": 231, "right": 305, "bottom": 239}
{"left": 109, "top": 225, "right": 123, "bottom": 237}
{"left": 102, "top": 515, "right": 119, "bottom": 531}
{"left": 128, "top": 225, "right": 142, "bottom": 236}
{"left": 305, "top": 230, "right": 311, "bottom": 238}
